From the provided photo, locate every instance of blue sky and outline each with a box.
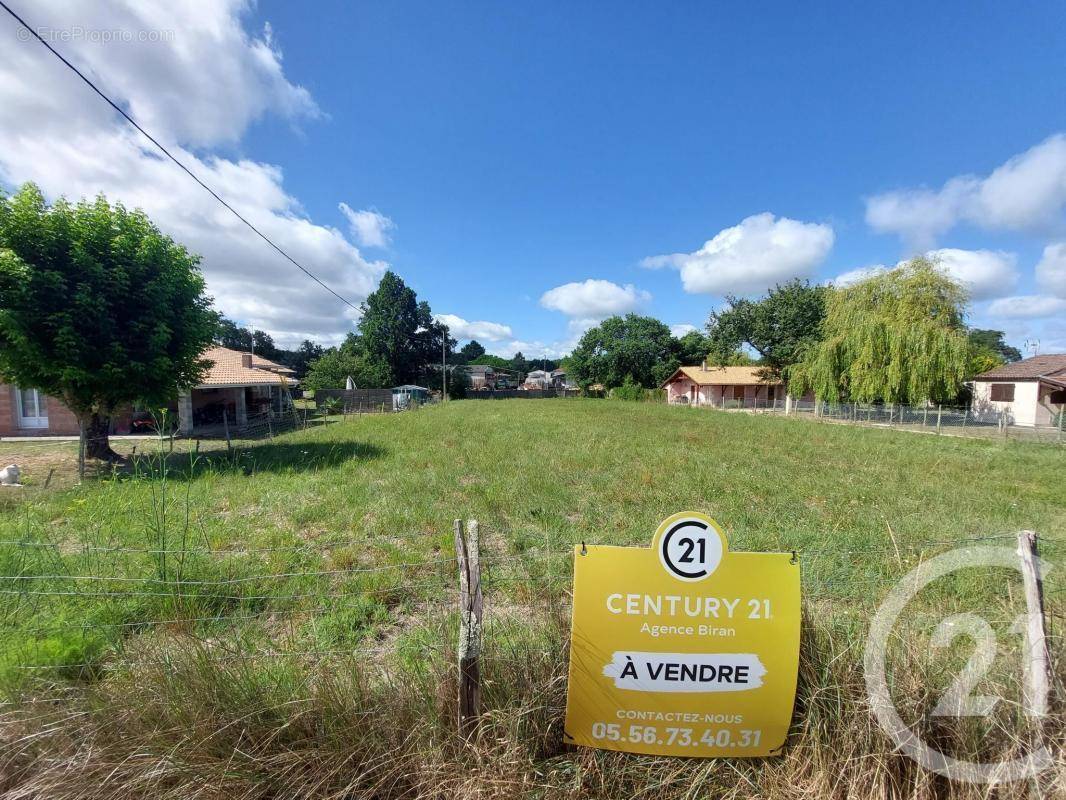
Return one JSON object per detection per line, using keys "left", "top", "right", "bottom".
{"left": 2, "top": 2, "right": 1065, "bottom": 354}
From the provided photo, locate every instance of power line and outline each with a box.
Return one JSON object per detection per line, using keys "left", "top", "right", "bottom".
{"left": 0, "top": 1, "right": 359, "bottom": 312}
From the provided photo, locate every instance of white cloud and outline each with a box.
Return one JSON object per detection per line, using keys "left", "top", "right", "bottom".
{"left": 540, "top": 279, "right": 650, "bottom": 318}
{"left": 829, "top": 251, "right": 1017, "bottom": 300}
{"left": 339, "top": 203, "right": 395, "bottom": 248}
{"left": 0, "top": 2, "right": 383, "bottom": 347}
{"left": 670, "top": 323, "right": 697, "bottom": 337}
{"left": 1036, "top": 242, "right": 1066, "bottom": 298}
{"left": 865, "top": 135, "right": 1066, "bottom": 247}
{"left": 643, "top": 213, "right": 834, "bottom": 295}
{"left": 986, "top": 295, "right": 1066, "bottom": 319}
{"left": 925, "top": 248, "right": 1019, "bottom": 301}
{"left": 434, "top": 313, "right": 512, "bottom": 342}
{"left": 493, "top": 339, "right": 571, "bottom": 360}
{"left": 831, "top": 265, "right": 887, "bottom": 286}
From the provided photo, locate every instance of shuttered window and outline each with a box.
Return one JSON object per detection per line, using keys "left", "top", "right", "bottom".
{"left": 989, "top": 384, "right": 1015, "bottom": 402}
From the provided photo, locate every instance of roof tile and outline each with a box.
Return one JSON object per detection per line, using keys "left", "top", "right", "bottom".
{"left": 973, "top": 354, "right": 1066, "bottom": 381}
{"left": 664, "top": 366, "right": 781, "bottom": 387}
{"left": 196, "top": 347, "right": 292, "bottom": 388}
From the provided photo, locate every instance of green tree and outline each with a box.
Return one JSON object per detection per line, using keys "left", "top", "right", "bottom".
{"left": 469, "top": 353, "right": 512, "bottom": 370}
{"left": 358, "top": 271, "right": 447, "bottom": 386}
{"left": 287, "top": 339, "right": 325, "bottom": 376}
{"left": 216, "top": 315, "right": 252, "bottom": 350}
{"left": 510, "top": 351, "right": 530, "bottom": 378}
{"left": 302, "top": 334, "right": 389, "bottom": 392}
{"left": 967, "top": 329, "right": 1022, "bottom": 364}
{"left": 252, "top": 329, "right": 281, "bottom": 360}
{"left": 568, "top": 314, "right": 676, "bottom": 389}
{"left": 706, "top": 279, "right": 827, "bottom": 382}
{"left": 0, "top": 183, "right": 215, "bottom": 460}
{"left": 456, "top": 340, "right": 486, "bottom": 364}
{"left": 673, "top": 329, "right": 711, "bottom": 365}
{"left": 789, "top": 257, "right": 969, "bottom": 404}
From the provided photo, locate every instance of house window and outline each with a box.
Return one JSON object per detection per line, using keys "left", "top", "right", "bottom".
{"left": 989, "top": 384, "right": 1015, "bottom": 402}
{"left": 767, "top": 386, "right": 776, "bottom": 404}
{"left": 733, "top": 386, "right": 745, "bottom": 401}
{"left": 16, "top": 387, "right": 48, "bottom": 428}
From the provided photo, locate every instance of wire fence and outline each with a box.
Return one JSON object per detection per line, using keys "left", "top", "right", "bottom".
{"left": 671, "top": 395, "right": 1066, "bottom": 445}
{"left": 0, "top": 521, "right": 1059, "bottom": 681}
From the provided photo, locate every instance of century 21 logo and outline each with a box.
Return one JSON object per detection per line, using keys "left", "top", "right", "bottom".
{"left": 656, "top": 513, "right": 726, "bottom": 582}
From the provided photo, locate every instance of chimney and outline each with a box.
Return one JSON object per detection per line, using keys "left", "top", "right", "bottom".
{"left": 701, "top": 359, "right": 707, "bottom": 371}
{"left": 241, "top": 353, "right": 253, "bottom": 368}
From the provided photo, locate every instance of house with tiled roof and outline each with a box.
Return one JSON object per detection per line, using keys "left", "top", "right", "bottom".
{"left": 1, "top": 346, "right": 296, "bottom": 439}
{"left": 176, "top": 346, "right": 297, "bottom": 434}
{"left": 971, "top": 354, "right": 1066, "bottom": 428}
{"left": 661, "top": 362, "right": 784, "bottom": 408}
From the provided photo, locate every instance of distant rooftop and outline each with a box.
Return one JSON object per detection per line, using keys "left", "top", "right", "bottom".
{"left": 974, "top": 354, "right": 1066, "bottom": 381}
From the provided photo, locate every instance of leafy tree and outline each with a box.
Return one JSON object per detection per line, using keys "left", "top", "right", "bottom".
{"left": 0, "top": 183, "right": 215, "bottom": 460}
{"left": 252, "top": 329, "right": 281, "bottom": 361}
{"left": 287, "top": 339, "right": 325, "bottom": 376}
{"left": 568, "top": 314, "right": 676, "bottom": 389}
{"left": 358, "top": 271, "right": 448, "bottom": 386}
{"left": 302, "top": 334, "right": 389, "bottom": 392}
{"left": 510, "top": 351, "right": 530, "bottom": 378}
{"left": 706, "top": 279, "right": 827, "bottom": 382}
{"left": 968, "top": 329, "right": 1021, "bottom": 364}
{"left": 966, "top": 343, "right": 1004, "bottom": 380}
{"left": 216, "top": 315, "right": 253, "bottom": 350}
{"left": 674, "top": 329, "right": 711, "bottom": 365}
{"left": 214, "top": 316, "right": 280, "bottom": 361}
{"left": 457, "top": 340, "right": 486, "bottom": 364}
{"left": 468, "top": 354, "right": 513, "bottom": 370}
{"left": 789, "top": 257, "right": 969, "bottom": 404}
{"left": 302, "top": 349, "right": 390, "bottom": 392}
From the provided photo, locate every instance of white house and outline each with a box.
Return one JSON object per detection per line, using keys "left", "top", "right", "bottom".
{"left": 970, "top": 354, "right": 1066, "bottom": 427}
{"left": 522, "top": 369, "right": 551, "bottom": 390}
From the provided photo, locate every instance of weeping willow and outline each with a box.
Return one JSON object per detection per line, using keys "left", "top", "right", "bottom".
{"left": 788, "top": 258, "right": 969, "bottom": 404}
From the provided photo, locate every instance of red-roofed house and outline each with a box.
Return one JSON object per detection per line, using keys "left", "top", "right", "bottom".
{"left": 971, "top": 354, "right": 1066, "bottom": 427}
{"left": 176, "top": 347, "right": 296, "bottom": 434}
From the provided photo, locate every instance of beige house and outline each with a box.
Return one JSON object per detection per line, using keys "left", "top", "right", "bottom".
{"left": 661, "top": 364, "right": 783, "bottom": 408}
{"left": 177, "top": 347, "right": 296, "bottom": 434}
{"left": 970, "top": 354, "right": 1066, "bottom": 428}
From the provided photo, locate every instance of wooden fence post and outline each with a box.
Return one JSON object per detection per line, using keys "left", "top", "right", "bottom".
{"left": 77, "top": 421, "right": 85, "bottom": 483}
{"left": 1016, "top": 531, "right": 1050, "bottom": 720}
{"left": 454, "top": 518, "right": 483, "bottom": 739}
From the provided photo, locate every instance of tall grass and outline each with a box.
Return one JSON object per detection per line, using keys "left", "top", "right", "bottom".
{"left": 0, "top": 400, "right": 1062, "bottom": 798}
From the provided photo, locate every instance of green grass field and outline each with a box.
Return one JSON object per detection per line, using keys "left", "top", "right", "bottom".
{"left": 0, "top": 400, "right": 1062, "bottom": 799}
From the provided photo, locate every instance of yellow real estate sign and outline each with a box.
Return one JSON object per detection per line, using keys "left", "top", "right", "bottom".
{"left": 563, "top": 512, "right": 800, "bottom": 757}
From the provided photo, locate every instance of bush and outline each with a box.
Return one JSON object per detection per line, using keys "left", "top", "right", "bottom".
{"left": 611, "top": 378, "right": 663, "bottom": 402}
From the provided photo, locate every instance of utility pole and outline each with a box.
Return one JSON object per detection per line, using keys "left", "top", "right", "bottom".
{"left": 442, "top": 326, "right": 448, "bottom": 401}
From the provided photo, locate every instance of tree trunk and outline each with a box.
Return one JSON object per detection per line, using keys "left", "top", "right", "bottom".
{"left": 81, "top": 411, "right": 123, "bottom": 462}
